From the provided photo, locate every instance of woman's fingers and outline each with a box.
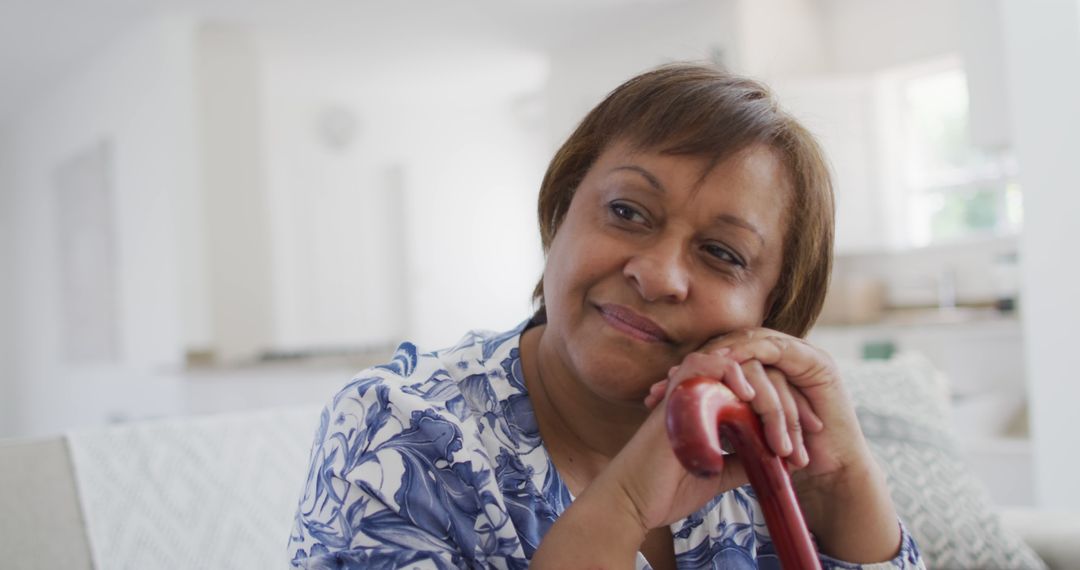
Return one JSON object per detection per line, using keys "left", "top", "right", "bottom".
{"left": 666, "top": 356, "right": 758, "bottom": 421}
{"left": 666, "top": 349, "right": 755, "bottom": 401}
{"left": 764, "top": 366, "right": 809, "bottom": 468}
{"left": 644, "top": 378, "right": 670, "bottom": 410}
{"left": 664, "top": 350, "right": 807, "bottom": 461}
{"left": 741, "top": 360, "right": 793, "bottom": 459}
{"left": 720, "top": 356, "right": 757, "bottom": 402}
{"left": 791, "top": 384, "right": 824, "bottom": 433}
{"left": 720, "top": 333, "right": 837, "bottom": 391}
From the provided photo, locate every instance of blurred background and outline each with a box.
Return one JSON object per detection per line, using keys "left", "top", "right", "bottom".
{"left": 0, "top": 0, "right": 1076, "bottom": 513}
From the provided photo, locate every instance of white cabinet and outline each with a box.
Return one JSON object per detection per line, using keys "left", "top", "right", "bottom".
{"left": 810, "top": 314, "right": 1033, "bottom": 506}
{"left": 810, "top": 314, "right": 1024, "bottom": 398}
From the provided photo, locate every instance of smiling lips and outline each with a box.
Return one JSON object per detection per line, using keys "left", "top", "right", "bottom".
{"left": 597, "top": 303, "right": 671, "bottom": 343}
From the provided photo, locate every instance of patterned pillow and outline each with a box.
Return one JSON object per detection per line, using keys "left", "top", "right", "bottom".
{"left": 841, "top": 354, "right": 1047, "bottom": 570}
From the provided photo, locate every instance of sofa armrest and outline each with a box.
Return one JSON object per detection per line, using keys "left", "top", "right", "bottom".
{"left": 0, "top": 436, "right": 94, "bottom": 569}
{"left": 998, "top": 507, "right": 1080, "bottom": 570}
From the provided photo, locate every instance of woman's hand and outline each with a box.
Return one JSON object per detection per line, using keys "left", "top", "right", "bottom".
{"left": 695, "top": 332, "right": 864, "bottom": 479}
{"left": 693, "top": 330, "right": 869, "bottom": 483}
{"left": 692, "top": 329, "right": 903, "bottom": 563}
{"left": 532, "top": 355, "right": 768, "bottom": 569}
{"left": 599, "top": 344, "right": 823, "bottom": 533}
{"left": 535, "top": 332, "right": 901, "bottom": 567}
{"left": 601, "top": 362, "right": 750, "bottom": 533}
{"left": 648, "top": 347, "right": 825, "bottom": 473}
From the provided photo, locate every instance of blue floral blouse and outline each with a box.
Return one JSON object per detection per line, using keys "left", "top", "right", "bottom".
{"left": 289, "top": 321, "right": 924, "bottom": 569}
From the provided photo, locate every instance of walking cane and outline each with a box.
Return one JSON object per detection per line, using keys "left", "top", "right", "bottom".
{"left": 667, "top": 377, "right": 823, "bottom": 570}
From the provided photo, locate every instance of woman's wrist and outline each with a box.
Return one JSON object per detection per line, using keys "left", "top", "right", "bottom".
{"left": 797, "top": 455, "right": 902, "bottom": 563}
{"left": 531, "top": 472, "right": 649, "bottom": 569}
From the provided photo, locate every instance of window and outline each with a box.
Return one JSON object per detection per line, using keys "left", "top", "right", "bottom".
{"left": 883, "top": 58, "right": 1021, "bottom": 247}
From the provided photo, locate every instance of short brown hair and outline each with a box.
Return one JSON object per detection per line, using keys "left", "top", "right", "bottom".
{"left": 533, "top": 63, "right": 834, "bottom": 338}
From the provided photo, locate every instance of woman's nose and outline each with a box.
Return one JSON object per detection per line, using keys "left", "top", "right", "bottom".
{"left": 623, "top": 238, "right": 690, "bottom": 303}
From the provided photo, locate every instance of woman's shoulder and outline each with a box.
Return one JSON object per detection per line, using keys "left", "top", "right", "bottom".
{"left": 302, "top": 321, "right": 541, "bottom": 503}
{"left": 321, "top": 321, "right": 532, "bottom": 430}
{"left": 291, "top": 322, "right": 541, "bottom": 569}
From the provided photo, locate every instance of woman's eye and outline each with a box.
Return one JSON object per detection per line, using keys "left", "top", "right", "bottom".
{"left": 609, "top": 202, "right": 647, "bottom": 224}
{"left": 703, "top": 243, "right": 745, "bottom": 267}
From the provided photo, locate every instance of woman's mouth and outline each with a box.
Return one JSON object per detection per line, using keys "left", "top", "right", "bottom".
{"left": 596, "top": 303, "right": 671, "bottom": 343}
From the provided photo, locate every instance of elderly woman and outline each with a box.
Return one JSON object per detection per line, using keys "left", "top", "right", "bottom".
{"left": 288, "top": 64, "right": 923, "bottom": 569}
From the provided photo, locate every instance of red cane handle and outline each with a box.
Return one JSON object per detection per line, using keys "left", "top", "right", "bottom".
{"left": 666, "top": 376, "right": 822, "bottom": 570}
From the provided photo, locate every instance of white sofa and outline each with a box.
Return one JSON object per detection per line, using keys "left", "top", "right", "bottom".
{"left": 0, "top": 406, "right": 320, "bottom": 570}
{"left": 1, "top": 356, "right": 1077, "bottom": 569}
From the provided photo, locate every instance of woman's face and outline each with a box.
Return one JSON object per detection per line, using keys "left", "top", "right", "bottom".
{"left": 541, "top": 140, "right": 790, "bottom": 402}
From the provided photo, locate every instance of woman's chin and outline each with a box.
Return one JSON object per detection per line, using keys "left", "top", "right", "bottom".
{"left": 573, "top": 354, "right": 668, "bottom": 404}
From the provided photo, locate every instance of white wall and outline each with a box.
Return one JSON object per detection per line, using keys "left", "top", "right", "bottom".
{"left": 808, "top": 0, "right": 1016, "bottom": 253}
{"left": 0, "top": 133, "right": 16, "bottom": 436}
{"left": 3, "top": 16, "right": 198, "bottom": 436}
{"left": 193, "top": 23, "right": 275, "bottom": 362}
{"left": 820, "top": 0, "right": 968, "bottom": 73}
{"left": 1, "top": 15, "right": 553, "bottom": 434}
{"left": 399, "top": 88, "right": 549, "bottom": 347}
{"left": 734, "top": 0, "right": 828, "bottom": 78}
{"left": 256, "top": 35, "right": 549, "bottom": 350}
{"left": 1000, "top": 0, "right": 1080, "bottom": 512}
{"left": 545, "top": 0, "right": 739, "bottom": 150}
{"left": 774, "top": 77, "right": 883, "bottom": 253}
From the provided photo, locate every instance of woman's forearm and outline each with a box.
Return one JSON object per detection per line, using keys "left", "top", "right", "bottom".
{"left": 798, "top": 460, "right": 902, "bottom": 563}
{"left": 531, "top": 478, "right": 648, "bottom": 569}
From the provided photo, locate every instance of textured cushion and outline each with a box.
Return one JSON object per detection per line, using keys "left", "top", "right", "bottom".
{"left": 66, "top": 406, "right": 322, "bottom": 570}
{"left": 842, "top": 354, "right": 1047, "bottom": 570}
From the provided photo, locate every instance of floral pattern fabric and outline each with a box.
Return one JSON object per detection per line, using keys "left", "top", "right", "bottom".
{"left": 288, "top": 321, "right": 924, "bottom": 569}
